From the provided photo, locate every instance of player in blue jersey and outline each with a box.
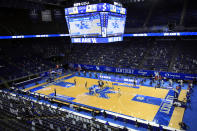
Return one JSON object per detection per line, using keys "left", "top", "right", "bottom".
{"left": 54, "top": 88, "right": 56, "bottom": 96}
{"left": 93, "top": 87, "right": 97, "bottom": 96}
{"left": 111, "top": 82, "right": 114, "bottom": 90}
{"left": 134, "top": 78, "right": 137, "bottom": 87}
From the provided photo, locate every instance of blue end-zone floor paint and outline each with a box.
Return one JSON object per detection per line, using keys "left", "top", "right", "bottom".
{"left": 86, "top": 85, "right": 116, "bottom": 99}
{"left": 113, "top": 83, "right": 139, "bottom": 89}
{"left": 49, "top": 93, "right": 75, "bottom": 101}
{"left": 55, "top": 81, "right": 75, "bottom": 88}
{"left": 132, "top": 94, "right": 163, "bottom": 106}
{"left": 21, "top": 74, "right": 74, "bottom": 90}
{"left": 183, "top": 85, "right": 197, "bottom": 131}
{"left": 61, "top": 74, "right": 75, "bottom": 80}
{"left": 28, "top": 86, "right": 45, "bottom": 92}
{"left": 153, "top": 90, "right": 175, "bottom": 126}
{"left": 18, "top": 79, "right": 46, "bottom": 89}
{"left": 22, "top": 83, "right": 36, "bottom": 89}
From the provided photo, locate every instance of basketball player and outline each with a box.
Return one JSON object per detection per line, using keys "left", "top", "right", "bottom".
{"left": 180, "top": 80, "right": 183, "bottom": 86}
{"left": 98, "top": 80, "right": 103, "bottom": 88}
{"left": 118, "top": 88, "right": 121, "bottom": 96}
{"left": 134, "top": 78, "right": 137, "bottom": 87}
{"left": 93, "top": 87, "right": 97, "bottom": 96}
{"left": 98, "top": 80, "right": 101, "bottom": 87}
{"left": 174, "top": 86, "right": 179, "bottom": 102}
{"left": 85, "top": 81, "right": 87, "bottom": 89}
{"left": 169, "top": 79, "right": 173, "bottom": 87}
{"left": 111, "top": 82, "right": 114, "bottom": 90}
{"left": 74, "top": 79, "right": 76, "bottom": 86}
{"left": 161, "top": 79, "right": 164, "bottom": 87}
{"left": 189, "top": 82, "right": 193, "bottom": 88}
{"left": 101, "top": 80, "right": 104, "bottom": 88}
{"left": 88, "top": 87, "right": 92, "bottom": 95}
{"left": 54, "top": 88, "right": 56, "bottom": 96}
{"left": 106, "top": 81, "right": 109, "bottom": 87}
{"left": 89, "top": 72, "right": 92, "bottom": 78}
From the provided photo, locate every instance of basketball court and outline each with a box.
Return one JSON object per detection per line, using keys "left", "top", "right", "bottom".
{"left": 23, "top": 73, "right": 187, "bottom": 130}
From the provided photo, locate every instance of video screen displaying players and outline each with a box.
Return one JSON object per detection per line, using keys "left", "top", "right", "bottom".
{"left": 107, "top": 15, "right": 126, "bottom": 36}
{"left": 68, "top": 13, "right": 101, "bottom": 36}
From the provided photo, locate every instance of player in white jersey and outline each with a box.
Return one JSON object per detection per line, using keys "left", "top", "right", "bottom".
{"left": 106, "top": 81, "right": 109, "bottom": 87}
{"left": 93, "top": 87, "right": 96, "bottom": 95}
{"left": 118, "top": 88, "right": 121, "bottom": 96}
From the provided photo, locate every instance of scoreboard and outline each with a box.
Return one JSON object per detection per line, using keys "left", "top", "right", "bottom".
{"left": 67, "top": 13, "right": 102, "bottom": 36}
{"left": 65, "top": 3, "right": 126, "bottom": 43}
{"left": 107, "top": 13, "right": 126, "bottom": 36}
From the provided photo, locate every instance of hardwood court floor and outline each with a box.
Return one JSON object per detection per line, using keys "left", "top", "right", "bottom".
{"left": 25, "top": 75, "right": 186, "bottom": 129}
